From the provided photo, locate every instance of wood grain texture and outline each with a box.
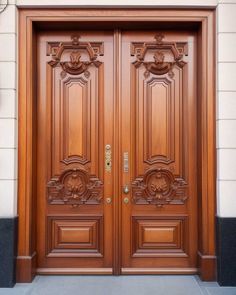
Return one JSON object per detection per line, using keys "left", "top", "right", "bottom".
{"left": 36, "top": 31, "right": 114, "bottom": 271}
{"left": 17, "top": 8, "right": 216, "bottom": 281}
{"left": 121, "top": 30, "right": 198, "bottom": 270}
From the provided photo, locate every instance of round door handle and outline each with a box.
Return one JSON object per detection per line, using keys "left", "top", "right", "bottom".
{"left": 106, "top": 197, "right": 112, "bottom": 204}
{"left": 123, "top": 197, "right": 129, "bottom": 204}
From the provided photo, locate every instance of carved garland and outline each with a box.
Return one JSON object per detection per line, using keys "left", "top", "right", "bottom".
{"left": 47, "top": 34, "right": 103, "bottom": 77}
{"left": 131, "top": 168, "right": 188, "bottom": 207}
{"left": 131, "top": 33, "right": 187, "bottom": 78}
{"left": 47, "top": 168, "right": 103, "bottom": 206}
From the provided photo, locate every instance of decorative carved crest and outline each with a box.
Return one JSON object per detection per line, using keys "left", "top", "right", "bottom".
{"left": 131, "top": 168, "right": 188, "bottom": 207}
{"left": 47, "top": 168, "right": 103, "bottom": 206}
{"left": 131, "top": 34, "right": 187, "bottom": 78}
{"left": 47, "top": 35, "right": 103, "bottom": 76}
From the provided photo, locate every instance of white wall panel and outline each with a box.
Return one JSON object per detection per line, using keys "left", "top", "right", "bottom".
{"left": 0, "top": 180, "right": 17, "bottom": 217}
{"left": 0, "top": 149, "right": 16, "bottom": 180}
{"left": 218, "top": 3, "right": 236, "bottom": 32}
{"left": 218, "top": 33, "right": 236, "bottom": 62}
{"left": 0, "top": 5, "right": 16, "bottom": 33}
{"left": 0, "top": 34, "right": 16, "bottom": 62}
{"left": 218, "top": 92, "right": 236, "bottom": 119}
{"left": 218, "top": 120, "right": 236, "bottom": 148}
{"left": 218, "top": 180, "right": 236, "bottom": 217}
{"left": 0, "top": 62, "right": 16, "bottom": 89}
{"left": 0, "top": 119, "right": 16, "bottom": 148}
{"left": 218, "top": 149, "right": 236, "bottom": 180}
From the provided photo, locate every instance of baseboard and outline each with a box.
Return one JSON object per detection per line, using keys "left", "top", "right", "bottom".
{"left": 0, "top": 217, "right": 18, "bottom": 288}
{"left": 121, "top": 268, "right": 198, "bottom": 275}
{"left": 16, "top": 252, "right": 37, "bottom": 283}
{"left": 197, "top": 251, "right": 216, "bottom": 281}
{"left": 217, "top": 217, "right": 236, "bottom": 286}
{"left": 36, "top": 268, "right": 113, "bottom": 275}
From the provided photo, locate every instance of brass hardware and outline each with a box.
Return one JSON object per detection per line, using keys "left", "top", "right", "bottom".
{"left": 106, "top": 197, "right": 112, "bottom": 204}
{"left": 123, "top": 197, "right": 129, "bottom": 204}
{"left": 123, "top": 185, "right": 129, "bottom": 194}
{"left": 105, "top": 144, "right": 112, "bottom": 172}
{"left": 123, "top": 152, "right": 129, "bottom": 173}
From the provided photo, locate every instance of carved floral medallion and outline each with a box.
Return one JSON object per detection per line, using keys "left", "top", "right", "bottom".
{"left": 131, "top": 168, "right": 188, "bottom": 207}
{"left": 131, "top": 33, "right": 187, "bottom": 78}
{"left": 47, "top": 35, "right": 103, "bottom": 77}
{"left": 47, "top": 168, "right": 103, "bottom": 206}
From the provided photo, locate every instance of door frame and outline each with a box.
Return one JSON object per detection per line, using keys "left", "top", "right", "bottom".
{"left": 17, "top": 8, "right": 216, "bottom": 282}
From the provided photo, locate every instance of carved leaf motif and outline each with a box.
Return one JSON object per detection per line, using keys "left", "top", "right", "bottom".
{"left": 47, "top": 168, "right": 103, "bottom": 206}
{"left": 48, "top": 35, "right": 103, "bottom": 76}
{"left": 132, "top": 34, "right": 187, "bottom": 78}
{"left": 131, "top": 168, "right": 188, "bottom": 207}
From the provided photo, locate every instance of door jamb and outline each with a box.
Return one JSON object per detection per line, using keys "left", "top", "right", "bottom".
{"left": 17, "top": 8, "right": 216, "bottom": 282}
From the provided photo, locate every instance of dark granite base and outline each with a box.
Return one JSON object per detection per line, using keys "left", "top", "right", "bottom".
{"left": 217, "top": 217, "right": 236, "bottom": 286}
{"left": 0, "top": 217, "right": 18, "bottom": 288}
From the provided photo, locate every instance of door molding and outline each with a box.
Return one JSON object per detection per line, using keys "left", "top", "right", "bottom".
{"left": 17, "top": 8, "right": 216, "bottom": 282}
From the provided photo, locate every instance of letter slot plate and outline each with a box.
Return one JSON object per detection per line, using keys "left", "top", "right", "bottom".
{"left": 124, "top": 152, "right": 129, "bottom": 173}
{"left": 105, "top": 144, "right": 112, "bottom": 172}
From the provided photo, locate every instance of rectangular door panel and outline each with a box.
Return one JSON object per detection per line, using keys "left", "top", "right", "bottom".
{"left": 37, "top": 31, "right": 114, "bottom": 272}
{"left": 121, "top": 31, "right": 198, "bottom": 272}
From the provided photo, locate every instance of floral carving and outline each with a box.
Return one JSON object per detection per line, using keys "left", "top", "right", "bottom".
{"left": 131, "top": 168, "right": 188, "bottom": 207}
{"left": 60, "top": 50, "right": 101, "bottom": 76}
{"left": 132, "top": 33, "right": 187, "bottom": 78}
{"left": 47, "top": 168, "right": 103, "bottom": 206}
{"left": 48, "top": 35, "right": 103, "bottom": 76}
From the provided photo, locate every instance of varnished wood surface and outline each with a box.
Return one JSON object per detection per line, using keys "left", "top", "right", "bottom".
{"left": 17, "top": 8, "right": 216, "bottom": 282}
{"left": 37, "top": 31, "right": 114, "bottom": 270}
{"left": 121, "top": 30, "right": 198, "bottom": 270}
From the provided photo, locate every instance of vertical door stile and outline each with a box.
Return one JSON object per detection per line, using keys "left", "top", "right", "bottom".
{"left": 113, "top": 29, "right": 122, "bottom": 275}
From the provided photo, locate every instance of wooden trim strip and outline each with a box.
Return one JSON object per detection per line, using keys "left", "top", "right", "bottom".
{"left": 121, "top": 268, "right": 198, "bottom": 274}
{"left": 36, "top": 268, "right": 113, "bottom": 275}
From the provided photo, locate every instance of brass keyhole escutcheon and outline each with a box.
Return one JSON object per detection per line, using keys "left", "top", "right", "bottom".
{"left": 123, "top": 197, "right": 129, "bottom": 204}
{"left": 106, "top": 197, "right": 112, "bottom": 204}
{"left": 105, "top": 144, "right": 112, "bottom": 172}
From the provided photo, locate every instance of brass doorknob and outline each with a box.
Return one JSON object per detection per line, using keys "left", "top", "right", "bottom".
{"left": 123, "top": 197, "right": 129, "bottom": 204}
{"left": 106, "top": 197, "right": 112, "bottom": 204}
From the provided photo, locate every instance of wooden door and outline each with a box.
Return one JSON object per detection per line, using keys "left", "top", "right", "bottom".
{"left": 120, "top": 31, "right": 198, "bottom": 273}
{"left": 36, "top": 29, "right": 198, "bottom": 274}
{"left": 36, "top": 31, "right": 114, "bottom": 273}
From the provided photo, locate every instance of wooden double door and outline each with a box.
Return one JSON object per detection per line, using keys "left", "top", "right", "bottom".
{"left": 37, "top": 29, "right": 198, "bottom": 274}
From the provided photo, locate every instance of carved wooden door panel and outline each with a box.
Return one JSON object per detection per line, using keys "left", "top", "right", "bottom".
{"left": 36, "top": 31, "right": 114, "bottom": 273}
{"left": 120, "top": 31, "right": 198, "bottom": 273}
{"left": 36, "top": 29, "right": 198, "bottom": 274}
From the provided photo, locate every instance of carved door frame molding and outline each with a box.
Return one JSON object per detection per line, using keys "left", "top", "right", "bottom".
{"left": 17, "top": 8, "right": 216, "bottom": 282}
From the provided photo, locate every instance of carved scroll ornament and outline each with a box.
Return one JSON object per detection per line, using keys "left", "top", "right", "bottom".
{"left": 131, "top": 168, "right": 188, "bottom": 207}
{"left": 48, "top": 35, "right": 103, "bottom": 76}
{"left": 47, "top": 168, "right": 103, "bottom": 206}
{"left": 131, "top": 34, "right": 187, "bottom": 78}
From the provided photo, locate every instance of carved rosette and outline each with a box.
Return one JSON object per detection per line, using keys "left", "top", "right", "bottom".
{"left": 47, "top": 168, "right": 103, "bottom": 206}
{"left": 131, "top": 168, "right": 188, "bottom": 207}
{"left": 131, "top": 34, "right": 187, "bottom": 78}
{"left": 47, "top": 35, "right": 103, "bottom": 77}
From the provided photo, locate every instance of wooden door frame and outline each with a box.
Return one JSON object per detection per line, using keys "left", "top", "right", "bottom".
{"left": 17, "top": 8, "right": 216, "bottom": 282}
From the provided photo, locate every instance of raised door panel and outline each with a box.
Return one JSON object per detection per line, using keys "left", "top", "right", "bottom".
{"left": 46, "top": 35, "right": 104, "bottom": 206}
{"left": 131, "top": 34, "right": 188, "bottom": 207}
